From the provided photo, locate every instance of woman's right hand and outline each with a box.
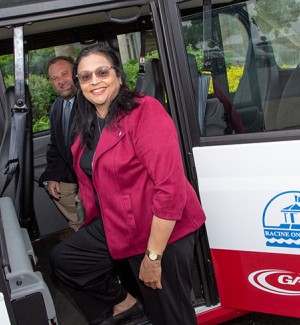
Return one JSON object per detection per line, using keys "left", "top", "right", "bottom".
{"left": 139, "top": 255, "right": 162, "bottom": 290}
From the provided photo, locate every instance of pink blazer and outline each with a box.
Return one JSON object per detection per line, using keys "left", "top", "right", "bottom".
{"left": 72, "top": 96, "right": 206, "bottom": 259}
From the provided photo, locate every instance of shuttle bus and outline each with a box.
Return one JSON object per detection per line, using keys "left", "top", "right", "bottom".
{"left": 1, "top": 0, "right": 300, "bottom": 324}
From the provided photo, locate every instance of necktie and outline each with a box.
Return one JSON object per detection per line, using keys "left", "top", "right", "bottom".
{"left": 63, "top": 100, "right": 72, "bottom": 145}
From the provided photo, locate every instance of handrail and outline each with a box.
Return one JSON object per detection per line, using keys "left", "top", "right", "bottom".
{"left": 106, "top": 5, "right": 142, "bottom": 24}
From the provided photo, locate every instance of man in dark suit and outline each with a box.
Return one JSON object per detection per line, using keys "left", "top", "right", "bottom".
{"left": 39, "top": 56, "right": 85, "bottom": 232}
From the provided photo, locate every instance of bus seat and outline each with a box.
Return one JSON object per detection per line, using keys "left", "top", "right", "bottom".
{"left": 0, "top": 70, "right": 6, "bottom": 141}
{"left": 0, "top": 95, "right": 6, "bottom": 142}
{"left": 204, "top": 98, "right": 226, "bottom": 136}
{"left": 0, "top": 101, "right": 5, "bottom": 141}
{"left": 275, "top": 65, "right": 300, "bottom": 130}
{"left": 187, "top": 53, "right": 199, "bottom": 99}
{"left": 0, "top": 87, "right": 13, "bottom": 198}
{"left": 0, "top": 85, "right": 33, "bottom": 216}
{"left": 255, "top": 39, "right": 281, "bottom": 131}
{"left": 233, "top": 37, "right": 279, "bottom": 132}
{"left": 0, "top": 196, "right": 56, "bottom": 323}
{"left": 141, "top": 58, "right": 165, "bottom": 105}
{"left": 187, "top": 53, "right": 226, "bottom": 136}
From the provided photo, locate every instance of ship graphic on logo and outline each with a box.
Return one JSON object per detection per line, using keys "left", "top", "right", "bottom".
{"left": 263, "top": 191, "right": 300, "bottom": 248}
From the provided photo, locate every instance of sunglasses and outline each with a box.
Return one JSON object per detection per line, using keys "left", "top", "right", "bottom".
{"left": 76, "top": 66, "right": 115, "bottom": 84}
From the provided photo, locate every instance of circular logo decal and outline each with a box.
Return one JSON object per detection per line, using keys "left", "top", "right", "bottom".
{"left": 249, "top": 269, "right": 300, "bottom": 295}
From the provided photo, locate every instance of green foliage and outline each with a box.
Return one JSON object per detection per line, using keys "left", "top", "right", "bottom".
{"left": 186, "top": 44, "right": 204, "bottom": 70}
{"left": 4, "top": 73, "right": 55, "bottom": 132}
{"left": 28, "top": 48, "right": 54, "bottom": 75}
{"left": 146, "top": 50, "right": 159, "bottom": 60}
{"left": 0, "top": 54, "right": 14, "bottom": 76}
{"left": 2, "top": 46, "right": 244, "bottom": 132}
{"left": 33, "top": 115, "right": 50, "bottom": 132}
{"left": 4, "top": 75, "right": 14, "bottom": 87}
{"left": 182, "top": 19, "right": 203, "bottom": 51}
{"left": 227, "top": 65, "right": 244, "bottom": 93}
{"left": 122, "top": 45, "right": 243, "bottom": 97}
{"left": 123, "top": 49, "right": 159, "bottom": 90}
{"left": 202, "top": 65, "right": 244, "bottom": 94}
{"left": 123, "top": 59, "right": 139, "bottom": 90}
{"left": 253, "top": 0, "right": 300, "bottom": 36}
{"left": 185, "top": 44, "right": 244, "bottom": 93}
{"left": 28, "top": 74, "right": 56, "bottom": 123}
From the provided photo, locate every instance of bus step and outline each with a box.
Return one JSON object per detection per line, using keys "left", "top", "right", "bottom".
{"left": 122, "top": 314, "right": 152, "bottom": 324}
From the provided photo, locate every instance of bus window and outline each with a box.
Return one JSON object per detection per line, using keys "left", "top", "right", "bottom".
{"left": 118, "top": 30, "right": 159, "bottom": 91}
{"left": 180, "top": 2, "right": 256, "bottom": 136}
{"left": 27, "top": 43, "right": 86, "bottom": 133}
{"left": 0, "top": 54, "right": 14, "bottom": 88}
{"left": 219, "top": 13, "right": 247, "bottom": 93}
{"left": 247, "top": 1, "right": 300, "bottom": 131}
{"left": 180, "top": 1, "right": 300, "bottom": 135}
{"left": 251, "top": 1, "right": 300, "bottom": 69}
{"left": 4, "top": 31, "right": 159, "bottom": 133}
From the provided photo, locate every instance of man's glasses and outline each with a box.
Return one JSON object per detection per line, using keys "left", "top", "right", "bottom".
{"left": 76, "top": 66, "right": 115, "bottom": 84}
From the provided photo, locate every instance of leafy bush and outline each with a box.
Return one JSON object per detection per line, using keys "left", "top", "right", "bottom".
{"left": 3, "top": 47, "right": 244, "bottom": 133}
{"left": 186, "top": 44, "right": 204, "bottom": 69}
{"left": 123, "top": 49, "right": 159, "bottom": 90}
{"left": 204, "top": 66, "right": 244, "bottom": 94}
{"left": 28, "top": 74, "right": 56, "bottom": 123}
{"left": 4, "top": 74, "right": 14, "bottom": 87}
{"left": 33, "top": 115, "right": 50, "bottom": 132}
{"left": 123, "top": 59, "right": 139, "bottom": 90}
{"left": 4, "top": 74, "right": 55, "bottom": 131}
{"left": 227, "top": 65, "right": 244, "bottom": 93}
{"left": 185, "top": 44, "right": 244, "bottom": 94}
{"left": 0, "top": 54, "right": 14, "bottom": 76}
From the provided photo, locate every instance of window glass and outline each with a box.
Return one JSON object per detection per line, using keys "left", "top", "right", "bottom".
{"left": 0, "top": 0, "right": 54, "bottom": 9}
{"left": 0, "top": 33, "right": 158, "bottom": 133}
{"left": 118, "top": 30, "right": 158, "bottom": 90}
{"left": 181, "top": 3, "right": 251, "bottom": 136}
{"left": 180, "top": 0, "right": 300, "bottom": 136}
{"left": 28, "top": 29, "right": 158, "bottom": 132}
{"left": 0, "top": 54, "right": 14, "bottom": 87}
{"left": 118, "top": 32, "right": 142, "bottom": 90}
{"left": 28, "top": 43, "right": 83, "bottom": 132}
{"left": 0, "top": 27, "right": 159, "bottom": 133}
{"left": 219, "top": 13, "right": 248, "bottom": 93}
{"left": 0, "top": 44, "right": 82, "bottom": 132}
{"left": 250, "top": 1, "right": 300, "bottom": 69}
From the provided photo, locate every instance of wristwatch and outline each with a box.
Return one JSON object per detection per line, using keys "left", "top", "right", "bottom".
{"left": 146, "top": 249, "right": 162, "bottom": 261}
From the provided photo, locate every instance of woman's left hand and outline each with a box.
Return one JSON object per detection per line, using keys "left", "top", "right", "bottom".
{"left": 139, "top": 256, "right": 162, "bottom": 290}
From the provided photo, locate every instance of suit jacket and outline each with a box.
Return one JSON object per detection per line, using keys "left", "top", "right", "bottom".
{"left": 39, "top": 97, "right": 77, "bottom": 185}
{"left": 72, "top": 96, "right": 206, "bottom": 259}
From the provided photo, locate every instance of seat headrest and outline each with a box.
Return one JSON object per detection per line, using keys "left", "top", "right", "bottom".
{"left": 141, "top": 58, "right": 165, "bottom": 105}
{"left": 187, "top": 53, "right": 199, "bottom": 78}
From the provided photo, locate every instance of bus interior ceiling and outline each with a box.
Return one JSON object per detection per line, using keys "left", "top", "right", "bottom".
{"left": 0, "top": 0, "right": 240, "bottom": 54}
{"left": 0, "top": 9, "right": 153, "bottom": 55}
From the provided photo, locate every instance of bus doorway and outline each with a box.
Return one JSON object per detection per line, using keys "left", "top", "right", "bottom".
{"left": 0, "top": 1, "right": 214, "bottom": 324}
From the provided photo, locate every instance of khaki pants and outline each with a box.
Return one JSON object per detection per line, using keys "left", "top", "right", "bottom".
{"left": 53, "top": 182, "right": 85, "bottom": 231}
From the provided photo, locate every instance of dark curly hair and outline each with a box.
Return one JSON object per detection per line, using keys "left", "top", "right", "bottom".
{"left": 71, "top": 43, "right": 143, "bottom": 148}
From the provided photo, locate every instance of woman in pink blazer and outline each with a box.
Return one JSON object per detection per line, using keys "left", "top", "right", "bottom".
{"left": 50, "top": 44, "right": 206, "bottom": 325}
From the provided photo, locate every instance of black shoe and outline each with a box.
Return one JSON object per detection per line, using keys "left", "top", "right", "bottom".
{"left": 99, "top": 301, "right": 144, "bottom": 325}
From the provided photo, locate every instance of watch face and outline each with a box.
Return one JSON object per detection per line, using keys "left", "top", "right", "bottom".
{"left": 149, "top": 252, "right": 157, "bottom": 260}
